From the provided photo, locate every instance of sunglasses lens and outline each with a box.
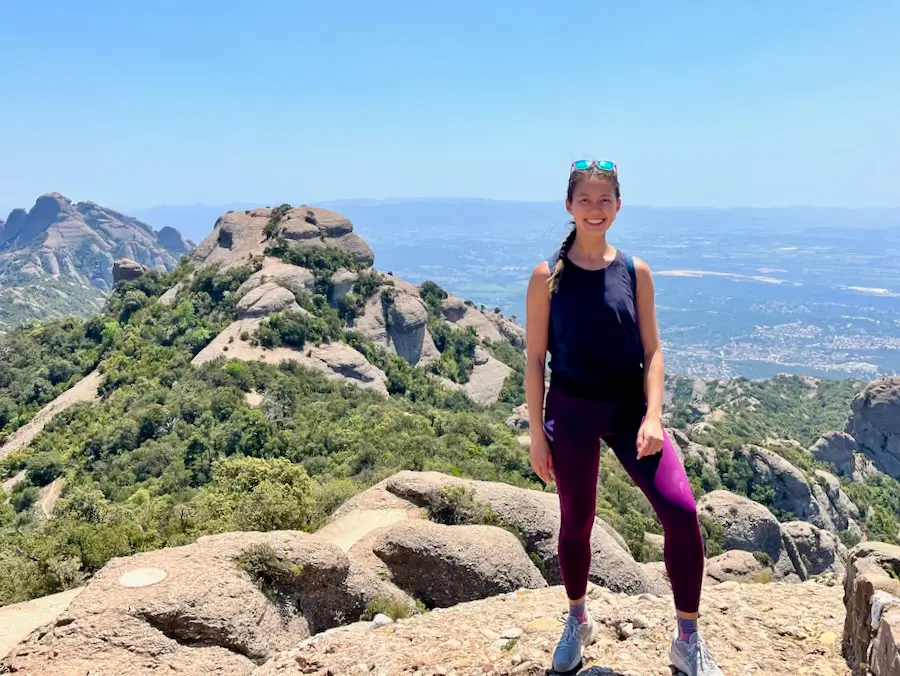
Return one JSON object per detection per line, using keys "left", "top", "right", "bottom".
{"left": 573, "top": 160, "right": 591, "bottom": 170}
{"left": 598, "top": 160, "right": 614, "bottom": 171}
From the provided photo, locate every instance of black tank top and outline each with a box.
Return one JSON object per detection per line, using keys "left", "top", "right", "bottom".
{"left": 547, "top": 248, "right": 645, "bottom": 401}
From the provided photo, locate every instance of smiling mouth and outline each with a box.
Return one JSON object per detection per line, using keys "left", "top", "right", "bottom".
{"left": 586, "top": 219, "right": 605, "bottom": 226}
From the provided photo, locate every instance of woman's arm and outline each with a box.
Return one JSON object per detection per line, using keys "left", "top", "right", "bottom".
{"left": 634, "top": 256, "right": 665, "bottom": 456}
{"left": 525, "top": 261, "right": 553, "bottom": 482}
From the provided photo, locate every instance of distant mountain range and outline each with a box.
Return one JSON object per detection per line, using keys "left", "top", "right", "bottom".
{"left": 0, "top": 193, "right": 191, "bottom": 331}
{"left": 129, "top": 199, "right": 900, "bottom": 244}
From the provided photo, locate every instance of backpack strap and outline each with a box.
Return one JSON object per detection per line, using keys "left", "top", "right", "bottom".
{"left": 623, "top": 252, "right": 637, "bottom": 297}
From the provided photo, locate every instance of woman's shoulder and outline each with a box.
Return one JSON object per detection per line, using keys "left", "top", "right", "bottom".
{"left": 531, "top": 259, "right": 552, "bottom": 279}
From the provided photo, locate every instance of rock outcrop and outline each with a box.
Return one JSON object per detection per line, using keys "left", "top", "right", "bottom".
{"left": 156, "top": 225, "right": 191, "bottom": 254}
{"left": 847, "top": 377, "right": 900, "bottom": 480}
{"left": 0, "top": 193, "right": 189, "bottom": 328}
{"left": 191, "top": 318, "right": 389, "bottom": 396}
{"left": 191, "top": 206, "right": 374, "bottom": 271}
{"left": 236, "top": 282, "right": 303, "bottom": 319}
{"left": 705, "top": 550, "right": 769, "bottom": 583}
{"left": 811, "top": 431, "right": 879, "bottom": 482}
{"left": 2, "top": 531, "right": 361, "bottom": 675}
{"left": 235, "top": 259, "right": 315, "bottom": 299}
{"left": 384, "top": 470, "right": 657, "bottom": 595}
{"left": 437, "top": 346, "right": 514, "bottom": 405}
{"left": 0, "top": 194, "right": 184, "bottom": 285}
{"left": 441, "top": 295, "right": 526, "bottom": 348}
{"left": 353, "top": 286, "right": 440, "bottom": 366}
{"left": 781, "top": 520, "right": 848, "bottom": 577}
{"left": 697, "top": 490, "right": 807, "bottom": 580}
{"left": 373, "top": 520, "right": 547, "bottom": 607}
{"left": 843, "top": 541, "right": 900, "bottom": 675}
{"left": 0, "top": 469, "right": 866, "bottom": 675}
{"left": 112, "top": 257, "right": 148, "bottom": 283}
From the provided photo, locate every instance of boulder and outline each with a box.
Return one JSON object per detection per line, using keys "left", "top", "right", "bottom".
{"left": 813, "top": 469, "right": 862, "bottom": 536}
{"left": 307, "top": 343, "right": 389, "bottom": 396}
{"left": 842, "top": 541, "right": 900, "bottom": 675}
{"left": 353, "top": 289, "right": 439, "bottom": 366}
{"left": 112, "top": 257, "right": 147, "bottom": 283}
{"left": 643, "top": 532, "right": 665, "bottom": 560}
{"left": 739, "top": 445, "right": 837, "bottom": 531}
{"left": 847, "top": 377, "right": 900, "bottom": 480}
{"left": 669, "top": 429, "right": 718, "bottom": 475}
{"left": 812, "top": 431, "right": 858, "bottom": 476}
{"left": 780, "top": 521, "right": 848, "bottom": 577}
{"left": 373, "top": 520, "right": 546, "bottom": 608}
{"left": 384, "top": 471, "right": 656, "bottom": 596}
{"left": 697, "top": 490, "right": 806, "bottom": 581}
{"left": 330, "top": 268, "right": 359, "bottom": 305}
{"left": 705, "top": 550, "right": 769, "bottom": 584}
{"left": 235, "top": 260, "right": 315, "bottom": 299}
{"left": 440, "top": 295, "right": 525, "bottom": 348}
{"left": 1, "top": 531, "right": 356, "bottom": 676}
{"left": 236, "top": 282, "right": 302, "bottom": 319}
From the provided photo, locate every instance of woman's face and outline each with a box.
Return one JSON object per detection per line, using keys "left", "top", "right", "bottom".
{"left": 566, "top": 175, "right": 621, "bottom": 237}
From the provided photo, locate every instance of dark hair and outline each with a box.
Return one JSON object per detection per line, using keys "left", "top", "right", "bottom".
{"left": 549, "top": 166, "right": 621, "bottom": 294}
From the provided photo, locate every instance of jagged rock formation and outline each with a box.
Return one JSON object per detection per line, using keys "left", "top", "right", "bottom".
{"left": 186, "top": 205, "right": 522, "bottom": 404}
{"left": 0, "top": 193, "right": 190, "bottom": 329}
{"left": 0, "top": 193, "right": 186, "bottom": 286}
{"left": 846, "top": 377, "right": 900, "bottom": 480}
{"left": 191, "top": 206, "right": 374, "bottom": 271}
{"left": 843, "top": 542, "right": 900, "bottom": 675}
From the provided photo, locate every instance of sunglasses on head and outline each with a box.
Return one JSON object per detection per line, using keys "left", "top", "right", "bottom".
{"left": 570, "top": 159, "right": 617, "bottom": 174}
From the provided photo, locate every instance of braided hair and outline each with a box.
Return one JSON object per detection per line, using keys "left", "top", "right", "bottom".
{"left": 548, "top": 164, "right": 621, "bottom": 295}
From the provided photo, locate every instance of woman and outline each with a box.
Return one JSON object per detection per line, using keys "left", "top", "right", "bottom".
{"left": 524, "top": 160, "right": 722, "bottom": 675}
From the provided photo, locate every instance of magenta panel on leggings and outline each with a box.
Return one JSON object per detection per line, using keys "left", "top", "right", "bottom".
{"left": 543, "top": 383, "right": 705, "bottom": 613}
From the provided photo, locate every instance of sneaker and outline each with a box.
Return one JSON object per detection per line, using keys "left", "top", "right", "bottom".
{"left": 551, "top": 611, "right": 597, "bottom": 673}
{"left": 668, "top": 632, "right": 724, "bottom": 676}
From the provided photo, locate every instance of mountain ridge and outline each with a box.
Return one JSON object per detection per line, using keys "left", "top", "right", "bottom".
{"left": 0, "top": 193, "right": 192, "bottom": 330}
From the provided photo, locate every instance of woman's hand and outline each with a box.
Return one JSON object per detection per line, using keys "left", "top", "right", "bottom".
{"left": 637, "top": 416, "right": 664, "bottom": 459}
{"left": 530, "top": 431, "right": 555, "bottom": 484}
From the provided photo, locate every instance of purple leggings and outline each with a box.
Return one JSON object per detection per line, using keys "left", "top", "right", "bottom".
{"left": 543, "top": 384, "right": 705, "bottom": 613}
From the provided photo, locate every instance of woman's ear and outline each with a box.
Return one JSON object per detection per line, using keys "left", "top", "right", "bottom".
{"left": 615, "top": 199, "right": 622, "bottom": 214}
{"left": 565, "top": 200, "right": 572, "bottom": 215}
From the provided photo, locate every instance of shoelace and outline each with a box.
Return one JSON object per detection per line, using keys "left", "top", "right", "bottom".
{"left": 556, "top": 614, "right": 581, "bottom": 646}
{"left": 688, "top": 638, "right": 718, "bottom": 671}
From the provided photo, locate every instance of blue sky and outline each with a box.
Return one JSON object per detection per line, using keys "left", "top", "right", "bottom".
{"left": 1, "top": 0, "right": 898, "bottom": 212}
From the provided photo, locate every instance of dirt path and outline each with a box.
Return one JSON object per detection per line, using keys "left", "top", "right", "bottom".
{"left": 36, "top": 477, "right": 66, "bottom": 520}
{"left": 1, "top": 470, "right": 26, "bottom": 495}
{"left": 0, "top": 370, "right": 102, "bottom": 459}
{"left": 0, "top": 588, "right": 85, "bottom": 660}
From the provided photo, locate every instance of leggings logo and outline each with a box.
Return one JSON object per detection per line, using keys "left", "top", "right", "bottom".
{"left": 543, "top": 418, "right": 555, "bottom": 442}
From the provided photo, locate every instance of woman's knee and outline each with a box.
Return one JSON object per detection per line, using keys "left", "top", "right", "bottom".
{"left": 559, "top": 501, "right": 596, "bottom": 542}
{"left": 659, "top": 499, "right": 701, "bottom": 537}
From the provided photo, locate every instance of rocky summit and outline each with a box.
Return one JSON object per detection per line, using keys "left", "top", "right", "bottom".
{"left": 2, "top": 469, "right": 899, "bottom": 675}
{"left": 0, "top": 193, "right": 191, "bottom": 330}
